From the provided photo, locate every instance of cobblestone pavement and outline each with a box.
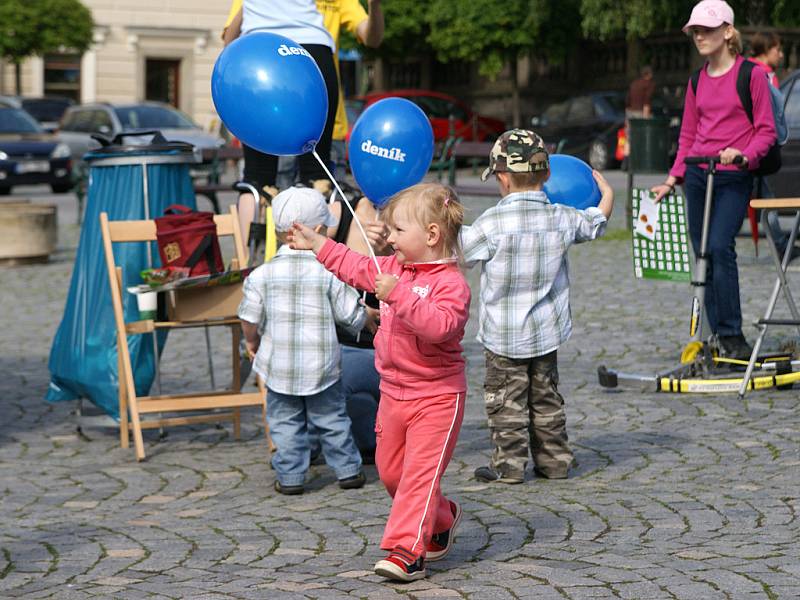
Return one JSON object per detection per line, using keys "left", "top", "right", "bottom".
{"left": 1, "top": 178, "right": 799, "bottom": 599}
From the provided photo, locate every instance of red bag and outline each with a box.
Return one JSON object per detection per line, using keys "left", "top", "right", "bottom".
{"left": 155, "top": 204, "right": 224, "bottom": 276}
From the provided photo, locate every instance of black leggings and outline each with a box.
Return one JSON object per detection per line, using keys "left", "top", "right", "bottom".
{"left": 242, "top": 43, "right": 338, "bottom": 192}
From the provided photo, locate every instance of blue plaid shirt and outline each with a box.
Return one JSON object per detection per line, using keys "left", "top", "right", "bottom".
{"left": 461, "top": 191, "right": 607, "bottom": 358}
{"left": 238, "top": 246, "right": 366, "bottom": 395}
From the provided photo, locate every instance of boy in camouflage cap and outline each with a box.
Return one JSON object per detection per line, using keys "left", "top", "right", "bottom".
{"left": 462, "top": 129, "right": 614, "bottom": 483}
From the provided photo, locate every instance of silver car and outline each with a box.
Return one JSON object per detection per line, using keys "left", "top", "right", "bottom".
{"left": 58, "top": 102, "right": 224, "bottom": 162}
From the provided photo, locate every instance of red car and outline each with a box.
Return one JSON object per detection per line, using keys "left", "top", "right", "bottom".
{"left": 347, "top": 89, "right": 506, "bottom": 144}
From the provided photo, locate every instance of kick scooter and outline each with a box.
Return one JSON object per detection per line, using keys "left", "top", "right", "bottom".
{"left": 598, "top": 155, "right": 800, "bottom": 393}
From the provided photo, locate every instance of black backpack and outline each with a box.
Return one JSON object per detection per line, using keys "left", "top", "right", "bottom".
{"left": 690, "top": 60, "right": 781, "bottom": 176}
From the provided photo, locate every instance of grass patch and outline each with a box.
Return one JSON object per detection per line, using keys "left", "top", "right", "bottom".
{"left": 599, "top": 228, "right": 632, "bottom": 242}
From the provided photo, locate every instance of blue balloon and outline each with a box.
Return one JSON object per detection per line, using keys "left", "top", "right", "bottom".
{"left": 348, "top": 98, "right": 434, "bottom": 207}
{"left": 543, "top": 154, "right": 601, "bottom": 209}
{"left": 211, "top": 32, "right": 328, "bottom": 156}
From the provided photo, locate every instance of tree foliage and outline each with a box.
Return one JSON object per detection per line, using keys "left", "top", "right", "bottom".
{"left": 426, "top": 0, "right": 560, "bottom": 80}
{"left": 0, "top": 0, "right": 93, "bottom": 65}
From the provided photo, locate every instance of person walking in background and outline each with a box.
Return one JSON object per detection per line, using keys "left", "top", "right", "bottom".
{"left": 462, "top": 130, "right": 614, "bottom": 485}
{"left": 749, "top": 31, "right": 783, "bottom": 88}
{"left": 223, "top": 0, "right": 384, "bottom": 235}
{"left": 288, "top": 183, "right": 470, "bottom": 583}
{"left": 651, "top": 0, "right": 777, "bottom": 360}
{"left": 626, "top": 65, "right": 656, "bottom": 119}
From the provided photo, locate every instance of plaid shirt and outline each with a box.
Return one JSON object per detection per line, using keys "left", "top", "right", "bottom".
{"left": 461, "top": 191, "right": 607, "bottom": 359}
{"left": 238, "top": 246, "right": 366, "bottom": 395}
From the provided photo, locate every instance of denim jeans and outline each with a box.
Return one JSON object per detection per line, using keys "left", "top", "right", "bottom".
{"left": 267, "top": 381, "right": 362, "bottom": 486}
{"left": 309, "top": 346, "right": 380, "bottom": 455}
{"left": 683, "top": 165, "right": 753, "bottom": 336}
{"left": 341, "top": 345, "right": 380, "bottom": 453}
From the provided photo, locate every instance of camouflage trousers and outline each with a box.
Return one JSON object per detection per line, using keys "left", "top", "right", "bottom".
{"left": 483, "top": 349, "right": 574, "bottom": 479}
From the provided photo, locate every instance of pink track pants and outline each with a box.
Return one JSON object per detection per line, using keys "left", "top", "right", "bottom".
{"left": 375, "top": 390, "right": 465, "bottom": 560}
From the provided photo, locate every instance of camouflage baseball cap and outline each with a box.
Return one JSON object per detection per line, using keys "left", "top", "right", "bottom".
{"left": 480, "top": 129, "right": 549, "bottom": 182}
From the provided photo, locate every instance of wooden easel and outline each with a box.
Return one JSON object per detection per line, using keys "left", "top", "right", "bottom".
{"left": 99, "top": 205, "right": 270, "bottom": 460}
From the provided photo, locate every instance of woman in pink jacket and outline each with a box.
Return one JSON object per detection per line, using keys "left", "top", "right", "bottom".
{"left": 651, "top": 0, "right": 776, "bottom": 360}
{"left": 289, "top": 183, "right": 470, "bottom": 582}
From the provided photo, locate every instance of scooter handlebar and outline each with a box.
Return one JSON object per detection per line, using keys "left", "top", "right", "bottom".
{"left": 685, "top": 155, "right": 744, "bottom": 166}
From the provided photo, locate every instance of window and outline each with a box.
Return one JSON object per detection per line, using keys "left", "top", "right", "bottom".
{"left": 542, "top": 101, "right": 568, "bottom": 124}
{"left": 415, "top": 96, "right": 468, "bottom": 121}
{"left": 567, "top": 96, "right": 595, "bottom": 122}
{"left": 61, "top": 109, "right": 93, "bottom": 133}
{"left": 0, "top": 108, "right": 42, "bottom": 133}
{"left": 44, "top": 54, "right": 81, "bottom": 102}
{"left": 114, "top": 105, "right": 196, "bottom": 129}
{"left": 90, "top": 110, "right": 114, "bottom": 134}
{"left": 145, "top": 59, "right": 181, "bottom": 107}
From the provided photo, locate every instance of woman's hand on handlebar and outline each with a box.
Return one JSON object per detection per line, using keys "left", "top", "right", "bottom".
{"left": 719, "top": 147, "right": 748, "bottom": 168}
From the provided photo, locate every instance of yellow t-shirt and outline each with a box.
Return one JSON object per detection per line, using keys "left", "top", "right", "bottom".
{"left": 223, "top": 0, "right": 367, "bottom": 140}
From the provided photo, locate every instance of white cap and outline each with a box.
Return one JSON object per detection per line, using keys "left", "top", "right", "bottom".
{"left": 271, "top": 186, "right": 338, "bottom": 232}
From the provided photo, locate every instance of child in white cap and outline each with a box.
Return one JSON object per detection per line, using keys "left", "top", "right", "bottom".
{"left": 238, "top": 186, "right": 375, "bottom": 495}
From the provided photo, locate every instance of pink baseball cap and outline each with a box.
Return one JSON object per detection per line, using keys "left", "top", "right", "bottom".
{"left": 682, "top": 0, "right": 734, "bottom": 33}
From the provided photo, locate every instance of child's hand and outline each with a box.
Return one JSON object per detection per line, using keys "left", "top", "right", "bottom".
{"left": 374, "top": 273, "right": 399, "bottom": 301}
{"left": 592, "top": 170, "right": 612, "bottom": 198}
{"left": 363, "top": 306, "right": 380, "bottom": 334}
{"left": 245, "top": 339, "right": 259, "bottom": 358}
{"left": 287, "top": 222, "right": 326, "bottom": 253}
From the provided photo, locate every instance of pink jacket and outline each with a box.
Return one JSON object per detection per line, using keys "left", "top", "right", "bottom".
{"left": 317, "top": 239, "right": 470, "bottom": 400}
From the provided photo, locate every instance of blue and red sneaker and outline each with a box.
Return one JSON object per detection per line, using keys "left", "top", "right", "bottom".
{"left": 374, "top": 552, "right": 426, "bottom": 582}
{"left": 426, "top": 500, "right": 462, "bottom": 561}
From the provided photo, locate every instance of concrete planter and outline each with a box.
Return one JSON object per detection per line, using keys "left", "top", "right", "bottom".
{"left": 0, "top": 202, "right": 57, "bottom": 265}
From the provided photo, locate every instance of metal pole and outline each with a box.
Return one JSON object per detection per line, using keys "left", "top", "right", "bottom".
{"left": 689, "top": 163, "right": 715, "bottom": 342}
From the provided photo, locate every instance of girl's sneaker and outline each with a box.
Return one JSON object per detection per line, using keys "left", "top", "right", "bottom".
{"left": 374, "top": 553, "right": 426, "bottom": 582}
{"left": 427, "top": 500, "right": 462, "bottom": 561}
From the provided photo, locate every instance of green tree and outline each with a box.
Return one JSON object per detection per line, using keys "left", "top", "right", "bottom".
{"left": 0, "top": 0, "right": 93, "bottom": 94}
{"left": 426, "top": 0, "right": 580, "bottom": 127}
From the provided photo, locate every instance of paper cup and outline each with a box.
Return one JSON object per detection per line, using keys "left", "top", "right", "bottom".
{"left": 137, "top": 291, "right": 158, "bottom": 320}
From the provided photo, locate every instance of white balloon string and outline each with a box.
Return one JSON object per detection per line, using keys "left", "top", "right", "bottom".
{"left": 312, "top": 150, "right": 382, "bottom": 274}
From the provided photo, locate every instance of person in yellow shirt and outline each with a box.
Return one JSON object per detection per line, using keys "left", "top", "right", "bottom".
{"left": 222, "top": 0, "right": 383, "bottom": 259}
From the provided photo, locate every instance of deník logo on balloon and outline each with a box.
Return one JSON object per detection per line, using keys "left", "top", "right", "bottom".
{"left": 348, "top": 98, "right": 434, "bottom": 208}
{"left": 211, "top": 32, "right": 328, "bottom": 157}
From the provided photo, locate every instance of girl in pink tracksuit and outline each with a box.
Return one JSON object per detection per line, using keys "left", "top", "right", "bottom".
{"left": 289, "top": 183, "right": 470, "bottom": 582}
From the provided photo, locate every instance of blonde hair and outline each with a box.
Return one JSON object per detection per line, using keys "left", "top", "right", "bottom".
{"left": 727, "top": 26, "right": 742, "bottom": 56}
{"left": 380, "top": 183, "right": 464, "bottom": 261}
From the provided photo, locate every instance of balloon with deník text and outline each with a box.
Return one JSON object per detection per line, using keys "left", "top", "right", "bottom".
{"left": 543, "top": 154, "right": 601, "bottom": 209}
{"left": 211, "top": 32, "right": 328, "bottom": 156}
{"left": 348, "top": 98, "right": 434, "bottom": 207}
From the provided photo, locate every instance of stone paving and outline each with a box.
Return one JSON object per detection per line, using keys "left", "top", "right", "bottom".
{"left": 1, "top": 177, "right": 799, "bottom": 599}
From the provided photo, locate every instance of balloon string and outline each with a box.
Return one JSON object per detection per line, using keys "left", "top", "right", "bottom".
{"left": 312, "top": 150, "right": 382, "bottom": 274}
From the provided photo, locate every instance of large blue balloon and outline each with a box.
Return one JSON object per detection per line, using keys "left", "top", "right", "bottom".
{"left": 348, "top": 98, "right": 434, "bottom": 207}
{"left": 211, "top": 32, "right": 328, "bottom": 156}
{"left": 543, "top": 154, "right": 601, "bottom": 209}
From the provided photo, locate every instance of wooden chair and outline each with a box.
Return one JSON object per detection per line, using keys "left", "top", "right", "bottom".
{"left": 99, "top": 205, "right": 268, "bottom": 460}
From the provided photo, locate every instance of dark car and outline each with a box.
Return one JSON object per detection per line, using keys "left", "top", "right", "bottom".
{"left": 531, "top": 91, "right": 680, "bottom": 170}
{"left": 0, "top": 107, "right": 72, "bottom": 194}
{"left": 767, "top": 69, "right": 800, "bottom": 197}
{"left": 348, "top": 89, "right": 506, "bottom": 144}
{"left": 531, "top": 92, "right": 625, "bottom": 170}
{"left": 0, "top": 96, "right": 74, "bottom": 133}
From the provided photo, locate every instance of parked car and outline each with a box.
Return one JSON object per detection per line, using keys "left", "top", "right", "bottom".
{"left": 768, "top": 69, "right": 800, "bottom": 197}
{"left": 0, "top": 106, "right": 72, "bottom": 194}
{"left": 531, "top": 91, "right": 680, "bottom": 170}
{"left": 0, "top": 96, "right": 74, "bottom": 133}
{"left": 348, "top": 89, "right": 506, "bottom": 144}
{"left": 58, "top": 102, "right": 224, "bottom": 163}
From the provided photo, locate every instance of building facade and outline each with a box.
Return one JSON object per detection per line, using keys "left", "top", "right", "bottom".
{"left": 0, "top": 0, "right": 230, "bottom": 130}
